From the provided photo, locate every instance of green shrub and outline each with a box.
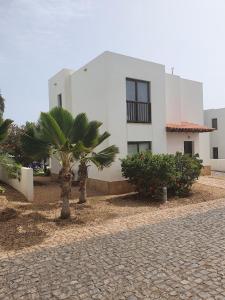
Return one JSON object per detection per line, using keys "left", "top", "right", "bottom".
{"left": 170, "top": 152, "right": 203, "bottom": 196}
{"left": 121, "top": 151, "right": 203, "bottom": 198}
{"left": 121, "top": 151, "right": 177, "bottom": 197}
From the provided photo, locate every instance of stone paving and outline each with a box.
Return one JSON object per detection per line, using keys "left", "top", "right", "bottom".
{"left": 2, "top": 198, "right": 225, "bottom": 299}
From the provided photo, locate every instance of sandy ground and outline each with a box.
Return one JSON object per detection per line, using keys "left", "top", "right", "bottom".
{"left": 1, "top": 176, "right": 225, "bottom": 256}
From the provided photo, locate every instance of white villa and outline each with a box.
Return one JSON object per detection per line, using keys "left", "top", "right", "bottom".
{"left": 204, "top": 108, "right": 225, "bottom": 160}
{"left": 49, "top": 51, "right": 213, "bottom": 193}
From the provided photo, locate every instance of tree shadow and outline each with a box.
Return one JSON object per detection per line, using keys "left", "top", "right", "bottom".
{"left": 106, "top": 193, "right": 163, "bottom": 208}
{"left": 0, "top": 211, "right": 50, "bottom": 251}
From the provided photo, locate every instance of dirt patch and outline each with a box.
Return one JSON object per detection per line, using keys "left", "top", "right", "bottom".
{"left": 1, "top": 178, "right": 225, "bottom": 254}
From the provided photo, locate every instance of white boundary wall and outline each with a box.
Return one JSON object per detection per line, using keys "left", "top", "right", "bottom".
{"left": 0, "top": 167, "right": 33, "bottom": 201}
{"left": 211, "top": 159, "right": 225, "bottom": 172}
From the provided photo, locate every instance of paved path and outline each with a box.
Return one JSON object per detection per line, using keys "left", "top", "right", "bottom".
{"left": 2, "top": 201, "right": 225, "bottom": 299}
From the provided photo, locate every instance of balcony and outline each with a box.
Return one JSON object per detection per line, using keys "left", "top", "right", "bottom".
{"left": 127, "top": 101, "right": 151, "bottom": 123}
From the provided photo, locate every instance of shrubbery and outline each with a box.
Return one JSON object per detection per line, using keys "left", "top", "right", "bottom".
{"left": 121, "top": 151, "right": 203, "bottom": 198}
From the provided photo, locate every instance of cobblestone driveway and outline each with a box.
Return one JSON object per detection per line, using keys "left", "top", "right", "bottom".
{"left": 2, "top": 200, "right": 225, "bottom": 299}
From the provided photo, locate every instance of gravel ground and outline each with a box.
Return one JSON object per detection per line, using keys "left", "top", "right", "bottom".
{"left": 1, "top": 176, "right": 225, "bottom": 299}
{"left": 1, "top": 176, "right": 225, "bottom": 258}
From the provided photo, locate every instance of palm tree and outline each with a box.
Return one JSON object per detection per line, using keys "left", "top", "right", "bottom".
{"left": 21, "top": 107, "right": 118, "bottom": 218}
{"left": 74, "top": 115, "right": 119, "bottom": 204}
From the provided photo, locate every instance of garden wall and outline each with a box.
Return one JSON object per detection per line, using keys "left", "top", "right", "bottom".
{"left": 0, "top": 167, "right": 33, "bottom": 201}
{"left": 211, "top": 159, "right": 225, "bottom": 173}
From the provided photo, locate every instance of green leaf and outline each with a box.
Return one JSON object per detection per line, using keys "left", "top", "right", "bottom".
{"left": 89, "top": 145, "right": 119, "bottom": 169}
{"left": 70, "top": 113, "right": 88, "bottom": 143}
{"left": 39, "top": 112, "right": 67, "bottom": 147}
{"left": 83, "top": 120, "right": 102, "bottom": 148}
{"left": 49, "top": 107, "right": 73, "bottom": 138}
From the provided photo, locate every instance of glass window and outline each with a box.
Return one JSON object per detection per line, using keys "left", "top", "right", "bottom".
{"left": 126, "top": 78, "right": 151, "bottom": 123}
{"left": 139, "top": 142, "right": 151, "bottom": 152}
{"left": 137, "top": 81, "right": 148, "bottom": 102}
{"left": 128, "top": 143, "right": 138, "bottom": 155}
{"left": 126, "top": 80, "right": 136, "bottom": 101}
{"left": 128, "top": 142, "right": 151, "bottom": 155}
{"left": 57, "top": 94, "right": 62, "bottom": 107}
{"left": 212, "top": 118, "right": 218, "bottom": 130}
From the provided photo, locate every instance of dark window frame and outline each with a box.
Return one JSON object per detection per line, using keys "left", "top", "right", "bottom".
{"left": 127, "top": 141, "right": 152, "bottom": 154}
{"left": 126, "top": 78, "right": 151, "bottom": 123}
{"left": 213, "top": 147, "right": 219, "bottom": 159}
{"left": 57, "top": 94, "right": 62, "bottom": 107}
{"left": 212, "top": 118, "right": 218, "bottom": 130}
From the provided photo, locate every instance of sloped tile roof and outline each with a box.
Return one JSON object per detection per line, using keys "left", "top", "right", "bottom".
{"left": 166, "top": 122, "right": 214, "bottom": 133}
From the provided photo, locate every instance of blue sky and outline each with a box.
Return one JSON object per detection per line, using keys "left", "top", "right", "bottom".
{"left": 0, "top": 0, "right": 225, "bottom": 124}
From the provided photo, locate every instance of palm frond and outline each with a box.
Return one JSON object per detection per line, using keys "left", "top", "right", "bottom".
{"left": 83, "top": 120, "right": 102, "bottom": 147}
{"left": 49, "top": 107, "right": 73, "bottom": 138}
{"left": 89, "top": 145, "right": 119, "bottom": 169}
{"left": 95, "top": 131, "right": 111, "bottom": 147}
{"left": 71, "top": 141, "right": 91, "bottom": 160}
{"left": 39, "top": 112, "right": 67, "bottom": 147}
{"left": 70, "top": 113, "right": 88, "bottom": 143}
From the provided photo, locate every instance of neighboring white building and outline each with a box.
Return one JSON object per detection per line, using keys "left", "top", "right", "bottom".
{"left": 204, "top": 108, "right": 225, "bottom": 171}
{"left": 49, "top": 51, "right": 212, "bottom": 193}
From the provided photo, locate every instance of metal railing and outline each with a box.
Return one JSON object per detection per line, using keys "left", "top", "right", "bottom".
{"left": 127, "top": 101, "right": 151, "bottom": 123}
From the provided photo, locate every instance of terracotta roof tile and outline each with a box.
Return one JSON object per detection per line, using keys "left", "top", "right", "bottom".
{"left": 166, "top": 122, "right": 214, "bottom": 133}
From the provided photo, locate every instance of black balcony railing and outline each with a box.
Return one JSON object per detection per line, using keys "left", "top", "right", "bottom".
{"left": 127, "top": 101, "right": 151, "bottom": 123}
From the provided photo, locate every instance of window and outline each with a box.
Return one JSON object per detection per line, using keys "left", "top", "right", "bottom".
{"left": 212, "top": 118, "right": 218, "bottom": 130}
{"left": 127, "top": 141, "right": 151, "bottom": 155}
{"left": 213, "top": 147, "right": 219, "bottom": 159}
{"left": 126, "top": 78, "right": 151, "bottom": 123}
{"left": 57, "top": 94, "right": 62, "bottom": 107}
{"left": 184, "top": 141, "right": 194, "bottom": 156}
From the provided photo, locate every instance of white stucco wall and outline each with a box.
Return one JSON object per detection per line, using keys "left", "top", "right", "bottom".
{"left": 166, "top": 74, "right": 204, "bottom": 124}
{"left": 204, "top": 108, "right": 225, "bottom": 159}
{"left": 167, "top": 132, "right": 199, "bottom": 154}
{"left": 211, "top": 159, "right": 225, "bottom": 172}
{"left": 49, "top": 68, "right": 74, "bottom": 112}
{"left": 0, "top": 167, "right": 33, "bottom": 201}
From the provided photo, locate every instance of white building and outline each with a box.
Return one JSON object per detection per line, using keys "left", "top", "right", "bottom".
{"left": 49, "top": 51, "right": 212, "bottom": 193}
{"left": 204, "top": 108, "right": 225, "bottom": 159}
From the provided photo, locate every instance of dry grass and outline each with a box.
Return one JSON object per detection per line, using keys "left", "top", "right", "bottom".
{"left": 1, "top": 176, "right": 225, "bottom": 254}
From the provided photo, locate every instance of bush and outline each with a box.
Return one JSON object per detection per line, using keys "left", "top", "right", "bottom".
{"left": 121, "top": 151, "right": 203, "bottom": 198}
{"left": 171, "top": 152, "right": 203, "bottom": 196}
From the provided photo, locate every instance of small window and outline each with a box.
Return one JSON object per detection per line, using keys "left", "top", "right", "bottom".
{"left": 213, "top": 147, "right": 219, "bottom": 159}
{"left": 128, "top": 141, "right": 151, "bottom": 155}
{"left": 57, "top": 94, "right": 62, "bottom": 107}
{"left": 212, "top": 118, "right": 218, "bottom": 130}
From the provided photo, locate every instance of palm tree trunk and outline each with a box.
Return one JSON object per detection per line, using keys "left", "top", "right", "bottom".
{"left": 78, "top": 163, "right": 88, "bottom": 204}
{"left": 60, "top": 168, "right": 73, "bottom": 219}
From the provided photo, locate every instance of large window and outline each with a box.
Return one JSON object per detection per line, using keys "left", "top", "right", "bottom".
{"left": 128, "top": 141, "right": 151, "bottom": 155}
{"left": 57, "top": 94, "right": 62, "bottom": 107}
{"left": 212, "top": 118, "right": 218, "bottom": 130}
{"left": 213, "top": 147, "right": 219, "bottom": 159}
{"left": 126, "top": 78, "right": 151, "bottom": 123}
